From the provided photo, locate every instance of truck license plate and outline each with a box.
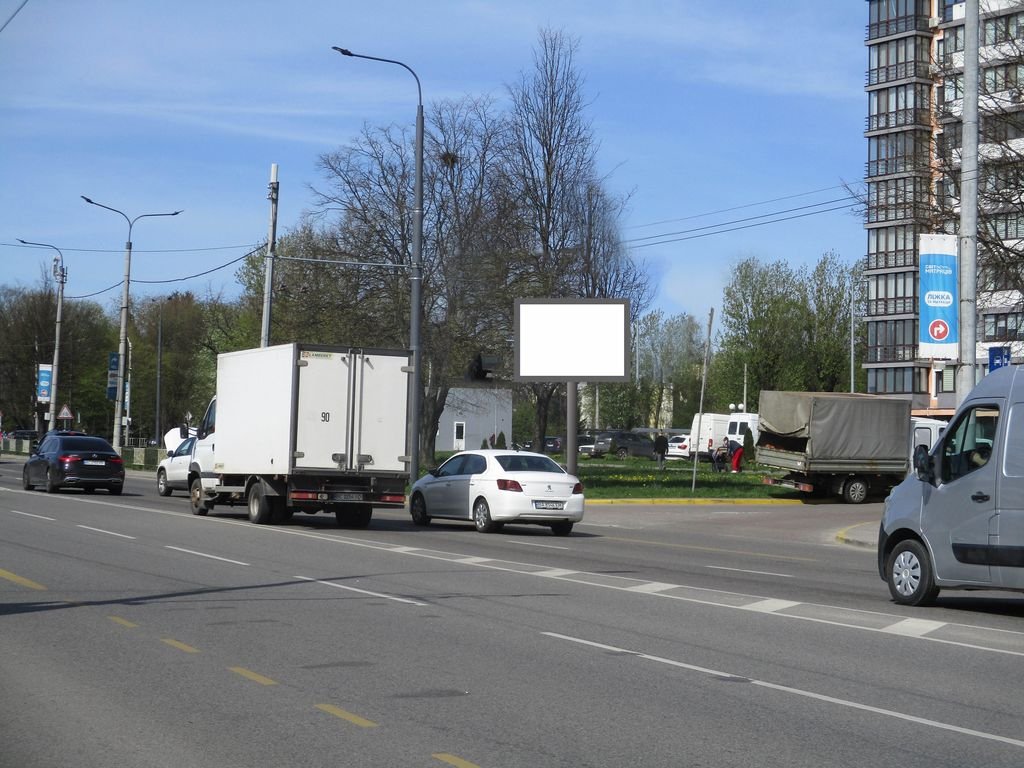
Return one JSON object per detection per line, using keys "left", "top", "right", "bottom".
{"left": 534, "top": 500, "right": 564, "bottom": 510}
{"left": 336, "top": 493, "right": 364, "bottom": 501}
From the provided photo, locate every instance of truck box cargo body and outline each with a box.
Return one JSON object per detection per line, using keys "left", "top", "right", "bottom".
{"left": 189, "top": 343, "right": 409, "bottom": 527}
{"left": 756, "top": 391, "right": 913, "bottom": 503}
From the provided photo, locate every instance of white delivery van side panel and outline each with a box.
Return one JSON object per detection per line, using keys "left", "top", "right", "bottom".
{"left": 354, "top": 351, "right": 409, "bottom": 473}
{"left": 216, "top": 344, "right": 295, "bottom": 475}
{"left": 294, "top": 349, "right": 353, "bottom": 470}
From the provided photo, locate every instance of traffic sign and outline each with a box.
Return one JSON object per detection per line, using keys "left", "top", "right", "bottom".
{"left": 58, "top": 404, "right": 73, "bottom": 420}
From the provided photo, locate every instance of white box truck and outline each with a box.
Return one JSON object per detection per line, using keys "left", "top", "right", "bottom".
{"left": 187, "top": 343, "right": 409, "bottom": 527}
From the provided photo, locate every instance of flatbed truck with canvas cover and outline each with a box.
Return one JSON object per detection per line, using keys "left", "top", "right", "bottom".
{"left": 187, "top": 343, "right": 409, "bottom": 526}
{"left": 756, "top": 390, "right": 936, "bottom": 504}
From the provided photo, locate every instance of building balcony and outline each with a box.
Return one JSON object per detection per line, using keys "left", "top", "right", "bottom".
{"left": 866, "top": 155, "right": 931, "bottom": 178}
{"left": 866, "top": 61, "right": 932, "bottom": 87}
{"left": 867, "top": 249, "right": 917, "bottom": 270}
{"left": 866, "top": 344, "right": 919, "bottom": 363}
{"left": 866, "top": 15, "right": 933, "bottom": 42}
{"left": 865, "top": 107, "right": 932, "bottom": 133}
{"left": 866, "top": 297, "right": 918, "bottom": 316}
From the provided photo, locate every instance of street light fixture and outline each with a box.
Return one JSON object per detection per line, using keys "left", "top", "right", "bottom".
{"left": 332, "top": 45, "right": 424, "bottom": 483}
{"left": 17, "top": 238, "right": 67, "bottom": 428}
{"left": 81, "top": 196, "right": 182, "bottom": 452}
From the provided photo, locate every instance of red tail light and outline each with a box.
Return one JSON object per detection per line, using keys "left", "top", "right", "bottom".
{"left": 59, "top": 455, "right": 81, "bottom": 463}
{"left": 497, "top": 478, "right": 523, "bottom": 492}
{"left": 108, "top": 455, "right": 124, "bottom": 465}
{"left": 572, "top": 482, "right": 584, "bottom": 494}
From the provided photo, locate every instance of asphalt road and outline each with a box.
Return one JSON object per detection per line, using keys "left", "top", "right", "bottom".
{"left": 1, "top": 461, "right": 1022, "bottom": 767}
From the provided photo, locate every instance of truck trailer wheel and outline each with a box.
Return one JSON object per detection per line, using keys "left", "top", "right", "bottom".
{"left": 247, "top": 483, "right": 275, "bottom": 525}
{"left": 842, "top": 477, "right": 869, "bottom": 504}
{"left": 190, "top": 478, "right": 210, "bottom": 516}
{"left": 886, "top": 539, "right": 940, "bottom": 606}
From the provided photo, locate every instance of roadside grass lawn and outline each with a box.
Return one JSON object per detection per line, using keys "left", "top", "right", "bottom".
{"left": 571, "top": 456, "right": 798, "bottom": 500}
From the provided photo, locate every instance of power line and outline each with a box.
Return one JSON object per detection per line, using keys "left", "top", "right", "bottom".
{"left": 629, "top": 202, "right": 858, "bottom": 249}
{"left": 65, "top": 251, "right": 255, "bottom": 299}
{"left": 622, "top": 196, "right": 858, "bottom": 245}
{"left": 4, "top": 241, "right": 256, "bottom": 255}
{"left": 626, "top": 183, "right": 864, "bottom": 230}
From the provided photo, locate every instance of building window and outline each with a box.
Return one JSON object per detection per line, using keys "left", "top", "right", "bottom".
{"left": 867, "top": 318, "right": 919, "bottom": 360}
{"left": 867, "top": 366, "right": 927, "bottom": 394}
{"left": 983, "top": 12, "right": 1024, "bottom": 47}
{"left": 935, "top": 367, "right": 955, "bottom": 393}
{"left": 983, "top": 312, "right": 1024, "bottom": 341}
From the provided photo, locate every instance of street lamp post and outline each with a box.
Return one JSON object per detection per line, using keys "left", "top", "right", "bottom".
{"left": 333, "top": 46, "right": 423, "bottom": 484}
{"left": 17, "top": 239, "right": 66, "bottom": 428}
{"left": 82, "top": 196, "right": 182, "bottom": 452}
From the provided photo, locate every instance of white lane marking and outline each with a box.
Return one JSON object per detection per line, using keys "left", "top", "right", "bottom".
{"left": 292, "top": 575, "right": 427, "bottom": 606}
{"left": 626, "top": 582, "right": 678, "bottom": 594}
{"left": 28, "top": 490, "right": 1023, "bottom": 658}
{"left": 77, "top": 525, "right": 136, "bottom": 540}
{"left": 534, "top": 568, "right": 578, "bottom": 578}
{"left": 741, "top": 598, "right": 801, "bottom": 613}
{"left": 509, "top": 540, "right": 570, "bottom": 550}
{"left": 544, "top": 632, "right": 1024, "bottom": 750}
{"left": 164, "top": 546, "right": 249, "bottom": 566}
{"left": 706, "top": 565, "right": 794, "bottom": 578}
{"left": 11, "top": 510, "right": 55, "bottom": 521}
{"left": 389, "top": 546, "right": 420, "bottom": 553}
{"left": 883, "top": 618, "right": 947, "bottom": 637}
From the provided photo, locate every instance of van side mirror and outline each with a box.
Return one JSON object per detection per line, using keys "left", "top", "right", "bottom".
{"left": 913, "top": 444, "right": 933, "bottom": 481}
{"left": 179, "top": 424, "right": 189, "bottom": 439}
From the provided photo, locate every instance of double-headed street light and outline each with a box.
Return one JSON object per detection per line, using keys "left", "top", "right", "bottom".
{"left": 17, "top": 238, "right": 67, "bottom": 428}
{"left": 332, "top": 46, "right": 424, "bottom": 483}
{"left": 81, "top": 196, "right": 182, "bottom": 452}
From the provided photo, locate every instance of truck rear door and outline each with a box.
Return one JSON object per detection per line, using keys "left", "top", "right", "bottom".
{"left": 294, "top": 350, "right": 353, "bottom": 470}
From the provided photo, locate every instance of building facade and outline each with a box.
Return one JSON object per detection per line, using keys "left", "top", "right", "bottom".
{"left": 864, "top": 0, "right": 1024, "bottom": 412}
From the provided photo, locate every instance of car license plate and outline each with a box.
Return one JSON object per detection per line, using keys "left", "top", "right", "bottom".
{"left": 83, "top": 460, "right": 105, "bottom": 466}
{"left": 534, "top": 500, "right": 564, "bottom": 510}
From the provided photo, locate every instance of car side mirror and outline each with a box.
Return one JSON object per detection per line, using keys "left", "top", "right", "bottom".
{"left": 913, "top": 444, "right": 933, "bottom": 482}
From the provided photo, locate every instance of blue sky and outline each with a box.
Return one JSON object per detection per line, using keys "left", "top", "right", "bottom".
{"left": 0, "top": 1, "right": 867, "bottom": 325}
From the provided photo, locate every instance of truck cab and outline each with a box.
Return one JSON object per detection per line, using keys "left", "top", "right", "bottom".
{"left": 878, "top": 364, "right": 1024, "bottom": 606}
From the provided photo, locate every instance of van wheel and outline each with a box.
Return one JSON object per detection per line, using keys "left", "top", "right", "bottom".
{"left": 248, "top": 483, "right": 274, "bottom": 525}
{"left": 886, "top": 539, "right": 940, "bottom": 606}
{"left": 157, "top": 469, "right": 172, "bottom": 497}
{"left": 190, "top": 477, "right": 209, "bottom": 516}
{"left": 843, "top": 477, "right": 869, "bottom": 504}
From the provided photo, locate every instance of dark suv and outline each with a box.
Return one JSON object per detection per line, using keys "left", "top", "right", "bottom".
{"left": 602, "top": 431, "right": 655, "bottom": 459}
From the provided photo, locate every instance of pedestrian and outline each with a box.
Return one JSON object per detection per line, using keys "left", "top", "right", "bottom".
{"left": 728, "top": 439, "right": 743, "bottom": 473}
{"left": 654, "top": 431, "right": 669, "bottom": 470}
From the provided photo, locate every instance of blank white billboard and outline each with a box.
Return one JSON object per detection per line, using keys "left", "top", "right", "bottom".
{"left": 514, "top": 299, "right": 631, "bottom": 382}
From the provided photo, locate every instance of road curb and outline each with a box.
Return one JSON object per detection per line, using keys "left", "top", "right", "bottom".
{"left": 587, "top": 497, "right": 802, "bottom": 506}
{"left": 834, "top": 521, "right": 877, "bottom": 549}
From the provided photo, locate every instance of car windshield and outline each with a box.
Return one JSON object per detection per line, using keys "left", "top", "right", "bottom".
{"left": 495, "top": 454, "right": 565, "bottom": 474}
{"left": 60, "top": 437, "right": 113, "bottom": 452}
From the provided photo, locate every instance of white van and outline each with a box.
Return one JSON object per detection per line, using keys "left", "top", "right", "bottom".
{"left": 878, "top": 364, "right": 1024, "bottom": 606}
{"left": 689, "top": 413, "right": 730, "bottom": 460}
{"left": 726, "top": 413, "right": 759, "bottom": 447}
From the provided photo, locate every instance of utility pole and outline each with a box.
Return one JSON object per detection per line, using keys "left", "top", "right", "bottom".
{"left": 261, "top": 163, "right": 280, "bottom": 348}
{"left": 691, "top": 308, "right": 714, "bottom": 493}
{"left": 957, "top": 0, "right": 979, "bottom": 403}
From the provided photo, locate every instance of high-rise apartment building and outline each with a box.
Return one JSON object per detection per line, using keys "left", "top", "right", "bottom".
{"left": 864, "top": 0, "right": 1024, "bottom": 413}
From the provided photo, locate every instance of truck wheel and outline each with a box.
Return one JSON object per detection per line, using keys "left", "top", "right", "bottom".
{"left": 335, "top": 505, "right": 372, "bottom": 528}
{"left": 842, "top": 477, "right": 869, "bottom": 504}
{"left": 473, "top": 498, "right": 501, "bottom": 533}
{"left": 410, "top": 493, "right": 431, "bottom": 526}
{"left": 157, "top": 469, "right": 172, "bottom": 497}
{"left": 190, "top": 477, "right": 209, "bottom": 516}
{"left": 886, "top": 539, "right": 940, "bottom": 606}
{"left": 247, "top": 483, "right": 274, "bottom": 525}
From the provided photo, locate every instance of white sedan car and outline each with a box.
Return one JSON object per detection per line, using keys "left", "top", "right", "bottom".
{"left": 410, "top": 449, "right": 584, "bottom": 535}
{"left": 156, "top": 436, "right": 195, "bottom": 496}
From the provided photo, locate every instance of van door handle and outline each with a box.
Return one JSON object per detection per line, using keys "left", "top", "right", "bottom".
{"left": 971, "top": 492, "right": 990, "bottom": 503}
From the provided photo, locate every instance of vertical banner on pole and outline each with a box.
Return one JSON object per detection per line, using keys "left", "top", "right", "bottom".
{"left": 107, "top": 352, "right": 119, "bottom": 400}
{"left": 919, "top": 234, "right": 959, "bottom": 360}
{"left": 37, "top": 364, "right": 53, "bottom": 404}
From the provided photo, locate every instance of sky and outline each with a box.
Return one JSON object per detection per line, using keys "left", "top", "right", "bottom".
{"left": 0, "top": 0, "right": 868, "bottom": 327}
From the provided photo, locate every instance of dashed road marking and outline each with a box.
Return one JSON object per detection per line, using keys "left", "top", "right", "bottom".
{"left": 315, "top": 703, "right": 378, "bottom": 728}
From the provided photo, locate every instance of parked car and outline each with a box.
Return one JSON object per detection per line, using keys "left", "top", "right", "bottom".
{"left": 543, "top": 436, "right": 563, "bottom": 453}
{"left": 577, "top": 432, "right": 611, "bottom": 457}
{"left": 577, "top": 434, "right": 596, "bottom": 456}
{"left": 603, "top": 430, "right": 656, "bottom": 459}
{"left": 22, "top": 434, "right": 124, "bottom": 494}
{"left": 409, "top": 449, "right": 584, "bottom": 535}
{"left": 666, "top": 434, "right": 690, "bottom": 460}
{"left": 156, "top": 435, "right": 196, "bottom": 496}
{"left": 9, "top": 429, "right": 39, "bottom": 441}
